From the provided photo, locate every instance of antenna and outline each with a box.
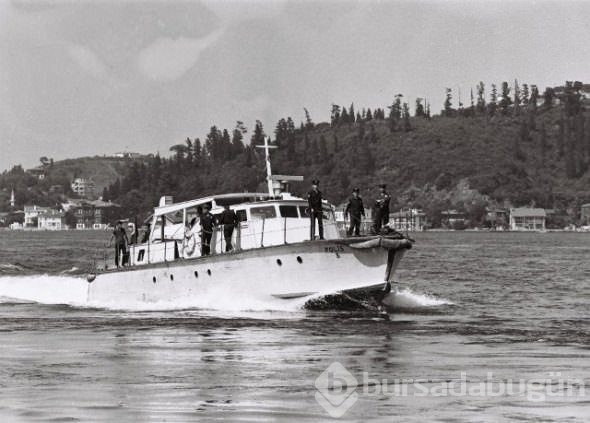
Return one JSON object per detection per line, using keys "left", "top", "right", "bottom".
{"left": 255, "top": 137, "right": 277, "bottom": 196}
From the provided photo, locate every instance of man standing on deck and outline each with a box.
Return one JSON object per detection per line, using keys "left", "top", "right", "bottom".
{"left": 110, "top": 220, "right": 129, "bottom": 268}
{"left": 373, "top": 184, "right": 391, "bottom": 234}
{"left": 345, "top": 188, "right": 365, "bottom": 237}
{"left": 307, "top": 179, "right": 324, "bottom": 240}
{"left": 200, "top": 203, "right": 215, "bottom": 256}
{"left": 217, "top": 204, "right": 239, "bottom": 252}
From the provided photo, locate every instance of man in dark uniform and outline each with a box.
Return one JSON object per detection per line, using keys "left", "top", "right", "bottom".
{"left": 200, "top": 203, "right": 215, "bottom": 256}
{"left": 307, "top": 179, "right": 324, "bottom": 240}
{"left": 345, "top": 188, "right": 365, "bottom": 237}
{"left": 217, "top": 204, "right": 239, "bottom": 252}
{"left": 373, "top": 184, "right": 392, "bottom": 233}
{"left": 110, "top": 220, "right": 129, "bottom": 268}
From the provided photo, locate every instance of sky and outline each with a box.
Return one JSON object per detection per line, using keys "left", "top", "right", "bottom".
{"left": 1, "top": 0, "right": 590, "bottom": 171}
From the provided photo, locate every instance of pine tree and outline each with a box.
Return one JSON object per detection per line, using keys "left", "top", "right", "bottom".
{"left": 444, "top": 88, "right": 453, "bottom": 117}
{"left": 476, "top": 81, "right": 486, "bottom": 115}
{"left": 522, "top": 83, "right": 530, "bottom": 106}
{"left": 415, "top": 98, "right": 425, "bottom": 117}
{"left": 304, "top": 108, "right": 314, "bottom": 128}
{"left": 250, "top": 120, "right": 265, "bottom": 147}
{"left": 387, "top": 94, "right": 403, "bottom": 132}
{"left": 402, "top": 102, "right": 411, "bottom": 131}
{"left": 543, "top": 87, "right": 555, "bottom": 108}
{"left": 489, "top": 84, "right": 498, "bottom": 116}
{"left": 349, "top": 103, "right": 355, "bottom": 123}
{"left": 330, "top": 104, "right": 341, "bottom": 126}
{"left": 499, "top": 82, "right": 512, "bottom": 115}
{"left": 513, "top": 79, "right": 521, "bottom": 115}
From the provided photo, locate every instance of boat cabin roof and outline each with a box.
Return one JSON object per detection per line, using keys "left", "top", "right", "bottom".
{"left": 153, "top": 192, "right": 306, "bottom": 216}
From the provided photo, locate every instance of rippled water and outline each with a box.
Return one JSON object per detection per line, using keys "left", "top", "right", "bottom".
{"left": 0, "top": 230, "right": 588, "bottom": 422}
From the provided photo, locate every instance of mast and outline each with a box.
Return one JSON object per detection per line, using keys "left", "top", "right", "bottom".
{"left": 255, "top": 137, "right": 277, "bottom": 196}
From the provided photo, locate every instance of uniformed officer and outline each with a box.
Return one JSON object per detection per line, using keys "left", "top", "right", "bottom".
{"left": 217, "top": 204, "right": 239, "bottom": 252}
{"left": 200, "top": 203, "right": 215, "bottom": 255}
{"left": 307, "top": 179, "right": 324, "bottom": 240}
{"left": 345, "top": 188, "right": 365, "bottom": 237}
{"left": 373, "top": 184, "right": 391, "bottom": 233}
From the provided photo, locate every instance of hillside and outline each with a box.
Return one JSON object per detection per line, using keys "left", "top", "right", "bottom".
{"left": 0, "top": 155, "right": 144, "bottom": 211}
{"left": 95, "top": 93, "right": 590, "bottom": 227}
{"left": 4, "top": 81, "right": 590, "bottom": 227}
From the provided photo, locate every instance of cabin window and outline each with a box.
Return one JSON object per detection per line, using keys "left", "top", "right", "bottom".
{"left": 250, "top": 206, "right": 277, "bottom": 219}
{"left": 299, "top": 206, "right": 310, "bottom": 217}
{"left": 235, "top": 209, "right": 248, "bottom": 222}
{"left": 279, "top": 205, "right": 299, "bottom": 218}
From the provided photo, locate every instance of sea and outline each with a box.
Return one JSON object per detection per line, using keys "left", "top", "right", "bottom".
{"left": 0, "top": 230, "right": 588, "bottom": 422}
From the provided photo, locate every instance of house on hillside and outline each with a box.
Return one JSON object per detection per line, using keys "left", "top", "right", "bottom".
{"left": 24, "top": 205, "right": 50, "bottom": 227}
{"left": 26, "top": 168, "right": 46, "bottom": 180}
{"left": 73, "top": 200, "right": 121, "bottom": 229}
{"left": 509, "top": 208, "right": 546, "bottom": 231}
{"left": 389, "top": 209, "right": 427, "bottom": 231}
{"left": 441, "top": 209, "right": 466, "bottom": 228}
{"left": 71, "top": 178, "right": 96, "bottom": 198}
{"left": 113, "top": 152, "right": 142, "bottom": 159}
{"left": 38, "top": 211, "right": 65, "bottom": 230}
{"left": 485, "top": 208, "right": 509, "bottom": 230}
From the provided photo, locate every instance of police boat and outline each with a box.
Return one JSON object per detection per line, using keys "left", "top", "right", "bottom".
{"left": 86, "top": 139, "right": 413, "bottom": 309}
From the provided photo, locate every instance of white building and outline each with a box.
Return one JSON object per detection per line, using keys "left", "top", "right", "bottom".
{"left": 24, "top": 205, "right": 50, "bottom": 227}
{"left": 389, "top": 209, "right": 427, "bottom": 231}
{"left": 38, "top": 211, "right": 65, "bottom": 230}
{"left": 71, "top": 178, "right": 96, "bottom": 198}
{"left": 509, "top": 208, "right": 546, "bottom": 231}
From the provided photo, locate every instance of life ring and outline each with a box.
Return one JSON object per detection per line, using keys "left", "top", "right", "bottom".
{"left": 183, "top": 231, "right": 197, "bottom": 256}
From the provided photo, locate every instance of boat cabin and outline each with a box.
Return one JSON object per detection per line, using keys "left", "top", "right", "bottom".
{"left": 124, "top": 192, "right": 338, "bottom": 267}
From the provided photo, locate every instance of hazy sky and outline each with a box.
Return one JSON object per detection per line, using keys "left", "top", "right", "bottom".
{"left": 1, "top": 0, "right": 589, "bottom": 171}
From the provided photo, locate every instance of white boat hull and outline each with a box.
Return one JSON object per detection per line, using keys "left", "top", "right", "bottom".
{"left": 86, "top": 237, "right": 412, "bottom": 308}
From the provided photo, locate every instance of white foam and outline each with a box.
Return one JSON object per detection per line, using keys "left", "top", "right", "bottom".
{"left": 382, "top": 287, "right": 452, "bottom": 310}
{"left": 0, "top": 274, "right": 313, "bottom": 314}
{"left": 0, "top": 275, "right": 89, "bottom": 305}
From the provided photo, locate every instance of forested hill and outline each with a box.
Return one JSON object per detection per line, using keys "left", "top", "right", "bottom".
{"left": 1, "top": 80, "right": 583, "bottom": 226}
{"left": 98, "top": 82, "right": 590, "bottom": 226}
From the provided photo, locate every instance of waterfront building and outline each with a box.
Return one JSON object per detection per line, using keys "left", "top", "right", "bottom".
{"left": 38, "top": 211, "right": 65, "bottom": 230}
{"left": 509, "top": 208, "right": 546, "bottom": 231}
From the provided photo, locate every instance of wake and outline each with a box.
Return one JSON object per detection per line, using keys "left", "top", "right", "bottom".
{"left": 0, "top": 275, "right": 452, "bottom": 315}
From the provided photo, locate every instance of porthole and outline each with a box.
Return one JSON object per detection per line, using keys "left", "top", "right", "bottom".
{"left": 152, "top": 276, "right": 156, "bottom": 283}
{"left": 276, "top": 259, "right": 282, "bottom": 266}
{"left": 296, "top": 256, "right": 303, "bottom": 264}
{"left": 170, "top": 274, "right": 174, "bottom": 281}
{"left": 207, "top": 269, "right": 212, "bottom": 276}
{"left": 194, "top": 271, "right": 199, "bottom": 278}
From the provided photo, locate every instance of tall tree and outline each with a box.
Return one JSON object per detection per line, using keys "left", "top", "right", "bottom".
{"left": 330, "top": 104, "right": 341, "bottom": 126}
{"left": 250, "top": 120, "right": 265, "bottom": 147}
{"left": 476, "top": 81, "right": 486, "bottom": 115}
{"left": 499, "top": 82, "right": 512, "bottom": 115}
{"left": 444, "top": 88, "right": 453, "bottom": 117}
{"left": 543, "top": 87, "right": 555, "bottom": 108}
{"left": 488, "top": 84, "right": 498, "bottom": 116}
{"left": 513, "top": 79, "right": 521, "bottom": 116}
{"left": 402, "top": 102, "right": 412, "bottom": 131}
{"left": 415, "top": 98, "right": 425, "bottom": 117}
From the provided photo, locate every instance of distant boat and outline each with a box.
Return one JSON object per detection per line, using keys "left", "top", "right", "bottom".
{"left": 86, "top": 139, "right": 413, "bottom": 308}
